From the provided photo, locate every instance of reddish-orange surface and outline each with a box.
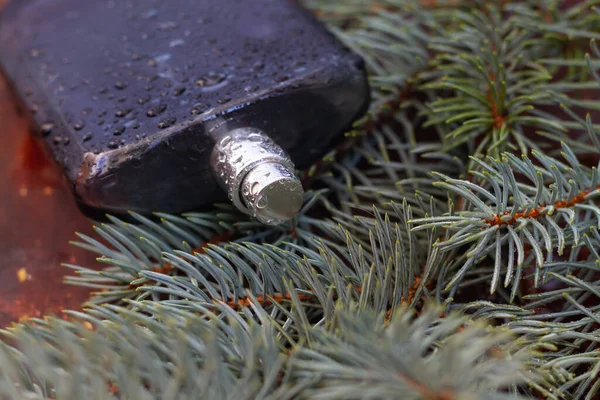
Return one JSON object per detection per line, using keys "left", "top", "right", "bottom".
{"left": 0, "top": 0, "right": 96, "bottom": 327}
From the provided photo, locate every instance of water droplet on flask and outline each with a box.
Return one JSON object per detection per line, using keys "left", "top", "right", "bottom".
{"left": 169, "top": 39, "right": 185, "bottom": 48}
{"left": 146, "top": 104, "right": 167, "bottom": 117}
{"left": 190, "top": 103, "right": 207, "bottom": 115}
{"left": 40, "top": 123, "right": 54, "bottom": 137}
{"left": 173, "top": 87, "right": 186, "bottom": 96}
{"left": 114, "top": 81, "right": 128, "bottom": 90}
{"left": 195, "top": 71, "right": 227, "bottom": 88}
{"left": 157, "top": 118, "right": 176, "bottom": 129}
{"left": 115, "top": 108, "right": 132, "bottom": 118}
{"left": 141, "top": 8, "right": 158, "bottom": 19}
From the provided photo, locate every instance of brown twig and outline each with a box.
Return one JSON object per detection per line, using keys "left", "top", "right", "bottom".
{"left": 484, "top": 186, "right": 596, "bottom": 226}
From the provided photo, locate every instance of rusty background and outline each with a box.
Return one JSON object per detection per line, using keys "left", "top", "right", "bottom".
{"left": 0, "top": 0, "right": 97, "bottom": 327}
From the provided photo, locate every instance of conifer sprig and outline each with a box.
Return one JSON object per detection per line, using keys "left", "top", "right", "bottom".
{"left": 65, "top": 198, "right": 432, "bottom": 322}
{"left": 411, "top": 142, "right": 600, "bottom": 297}
{"left": 0, "top": 302, "right": 536, "bottom": 399}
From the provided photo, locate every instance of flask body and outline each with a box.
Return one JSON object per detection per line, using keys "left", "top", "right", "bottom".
{"left": 0, "top": 0, "right": 369, "bottom": 214}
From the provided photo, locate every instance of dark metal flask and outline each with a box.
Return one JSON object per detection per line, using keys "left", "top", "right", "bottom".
{"left": 0, "top": 0, "right": 369, "bottom": 224}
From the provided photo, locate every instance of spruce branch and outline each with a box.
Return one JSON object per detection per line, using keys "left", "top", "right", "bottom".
{"left": 511, "top": 0, "right": 600, "bottom": 77}
{"left": 0, "top": 302, "right": 537, "bottom": 400}
{"left": 292, "top": 304, "right": 534, "bottom": 400}
{"left": 314, "top": 108, "right": 463, "bottom": 218}
{"left": 64, "top": 196, "right": 435, "bottom": 321}
{"left": 555, "top": 38, "right": 600, "bottom": 154}
{"left": 418, "top": 5, "right": 567, "bottom": 160}
{"left": 463, "top": 269, "right": 600, "bottom": 399}
{"left": 0, "top": 300, "right": 288, "bottom": 400}
{"left": 411, "top": 142, "right": 600, "bottom": 298}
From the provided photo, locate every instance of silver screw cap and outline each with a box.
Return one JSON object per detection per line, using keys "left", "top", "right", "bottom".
{"left": 210, "top": 128, "right": 304, "bottom": 225}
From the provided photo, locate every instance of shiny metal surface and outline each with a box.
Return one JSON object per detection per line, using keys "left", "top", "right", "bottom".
{"left": 210, "top": 128, "right": 303, "bottom": 225}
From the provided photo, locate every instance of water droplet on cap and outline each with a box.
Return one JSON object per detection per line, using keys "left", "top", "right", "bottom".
{"left": 256, "top": 194, "right": 268, "bottom": 209}
{"left": 220, "top": 136, "right": 232, "bottom": 147}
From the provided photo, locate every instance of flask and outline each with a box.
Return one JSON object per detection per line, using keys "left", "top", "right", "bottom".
{"left": 0, "top": 0, "right": 369, "bottom": 225}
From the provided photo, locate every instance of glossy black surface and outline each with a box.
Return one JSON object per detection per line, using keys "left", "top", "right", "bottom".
{"left": 0, "top": 0, "right": 369, "bottom": 213}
